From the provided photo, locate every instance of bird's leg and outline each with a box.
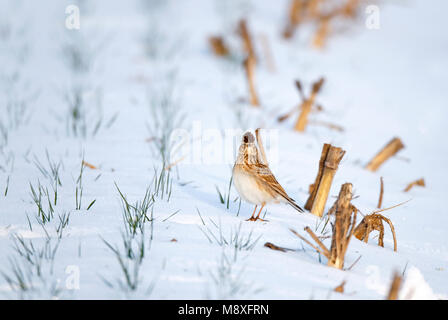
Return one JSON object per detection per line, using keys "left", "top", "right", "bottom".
{"left": 254, "top": 203, "right": 268, "bottom": 222}
{"left": 246, "top": 205, "right": 258, "bottom": 221}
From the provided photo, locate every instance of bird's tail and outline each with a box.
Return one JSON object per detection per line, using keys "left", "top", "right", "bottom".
{"left": 286, "top": 197, "right": 304, "bottom": 213}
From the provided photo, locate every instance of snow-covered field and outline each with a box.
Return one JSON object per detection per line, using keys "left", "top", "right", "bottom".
{"left": 0, "top": 0, "right": 447, "bottom": 299}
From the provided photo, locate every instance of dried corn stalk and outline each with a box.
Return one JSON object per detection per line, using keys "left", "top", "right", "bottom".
{"left": 208, "top": 36, "right": 229, "bottom": 57}
{"left": 341, "top": 0, "right": 360, "bottom": 18}
{"left": 293, "top": 183, "right": 357, "bottom": 269}
{"left": 403, "top": 178, "right": 425, "bottom": 192}
{"left": 307, "top": 0, "right": 323, "bottom": 18}
{"left": 238, "top": 19, "right": 256, "bottom": 62}
{"left": 294, "top": 77, "right": 324, "bottom": 131}
{"left": 327, "top": 183, "right": 357, "bottom": 268}
{"left": 82, "top": 160, "right": 98, "bottom": 170}
{"left": 354, "top": 213, "right": 397, "bottom": 251}
{"left": 312, "top": 15, "right": 330, "bottom": 49}
{"left": 282, "top": 0, "right": 362, "bottom": 47}
{"left": 365, "top": 137, "right": 404, "bottom": 172}
{"left": 264, "top": 242, "right": 288, "bottom": 252}
{"left": 305, "top": 143, "right": 346, "bottom": 217}
{"left": 277, "top": 80, "right": 306, "bottom": 122}
{"left": 386, "top": 272, "right": 402, "bottom": 300}
{"left": 255, "top": 128, "right": 268, "bottom": 165}
{"left": 283, "top": 0, "right": 306, "bottom": 38}
{"left": 278, "top": 78, "right": 327, "bottom": 128}
{"left": 334, "top": 280, "right": 346, "bottom": 293}
{"left": 243, "top": 56, "right": 260, "bottom": 106}
{"left": 377, "top": 177, "right": 384, "bottom": 208}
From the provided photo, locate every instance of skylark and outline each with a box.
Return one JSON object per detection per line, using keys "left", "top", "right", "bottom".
{"left": 232, "top": 131, "right": 304, "bottom": 221}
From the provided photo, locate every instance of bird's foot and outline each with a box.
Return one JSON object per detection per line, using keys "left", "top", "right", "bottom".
{"left": 246, "top": 217, "right": 269, "bottom": 222}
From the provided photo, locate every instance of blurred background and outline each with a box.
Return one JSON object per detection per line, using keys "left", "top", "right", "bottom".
{"left": 0, "top": 0, "right": 447, "bottom": 299}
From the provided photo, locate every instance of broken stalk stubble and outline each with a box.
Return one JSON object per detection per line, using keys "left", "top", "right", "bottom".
{"left": 293, "top": 183, "right": 357, "bottom": 270}
{"left": 365, "top": 137, "right": 404, "bottom": 172}
{"left": 294, "top": 77, "right": 324, "bottom": 131}
{"left": 244, "top": 56, "right": 260, "bottom": 106}
{"left": 305, "top": 143, "right": 346, "bottom": 217}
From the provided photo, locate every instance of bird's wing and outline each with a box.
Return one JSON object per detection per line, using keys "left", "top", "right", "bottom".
{"left": 245, "top": 163, "right": 290, "bottom": 199}
{"left": 246, "top": 163, "right": 304, "bottom": 212}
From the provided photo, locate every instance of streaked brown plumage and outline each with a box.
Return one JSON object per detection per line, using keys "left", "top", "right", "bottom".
{"left": 232, "top": 132, "right": 304, "bottom": 221}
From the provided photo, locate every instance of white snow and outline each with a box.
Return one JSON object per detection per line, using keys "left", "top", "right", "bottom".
{"left": 0, "top": 0, "right": 447, "bottom": 299}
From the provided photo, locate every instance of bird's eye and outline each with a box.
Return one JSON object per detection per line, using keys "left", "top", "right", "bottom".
{"left": 243, "top": 136, "right": 249, "bottom": 143}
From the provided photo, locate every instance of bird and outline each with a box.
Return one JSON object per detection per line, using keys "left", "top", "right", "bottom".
{"left": 232, "top": 131, "right": 304, "bottom": 221}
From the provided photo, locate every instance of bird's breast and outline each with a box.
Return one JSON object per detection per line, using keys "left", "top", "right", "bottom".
{"left": 232, "top": 165, "right": 276, "bottom": 205}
